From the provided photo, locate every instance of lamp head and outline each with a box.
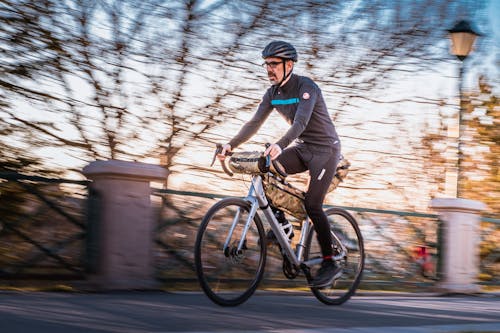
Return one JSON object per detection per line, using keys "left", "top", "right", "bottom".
{"left": 447, "top": 20, "right": 481, "bottom": 61}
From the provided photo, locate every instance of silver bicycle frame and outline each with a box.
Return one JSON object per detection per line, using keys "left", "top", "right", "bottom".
{"left": 224, "top": 175, "right": 308, "bottom": 267}
{"left": 251, "top": 175, "right": 302, "bottom": 266}
{"left": 225, "top": 174, "right": 347, "bottom": 268}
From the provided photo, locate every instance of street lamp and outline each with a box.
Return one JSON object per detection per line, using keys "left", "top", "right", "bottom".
{"left": 447, "top": 20, "right": 480, "bottom": 198}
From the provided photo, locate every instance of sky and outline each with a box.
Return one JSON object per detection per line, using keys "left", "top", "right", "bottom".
{"left": 3, "top": 0, "right": 499, "bottom": 213}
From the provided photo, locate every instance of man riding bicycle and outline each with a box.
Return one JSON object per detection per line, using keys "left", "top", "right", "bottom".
{"left": 218, "top": 41, "right": 342, "bottom": 288}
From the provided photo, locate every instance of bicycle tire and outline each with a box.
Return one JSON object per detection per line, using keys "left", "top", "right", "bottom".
{"left": 305, "top": 207, "right": 364, "bottom": 305}
{"left": 194, "top": 198, "right": 267, "bottom": 306}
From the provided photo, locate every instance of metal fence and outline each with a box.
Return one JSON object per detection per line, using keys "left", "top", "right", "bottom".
{"left": 0, "top": 173, "right": 89, "bottom": 281}
{"left": 152, "top": 188, "right": 500, "bottom": 290}
{"left": 1, "top": 173, "right": 498, "bottom": 291}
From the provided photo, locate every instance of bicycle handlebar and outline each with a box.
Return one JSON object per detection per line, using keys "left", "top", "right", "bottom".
{"left": 211, "top": 143, "right": 288, "bottom": 178}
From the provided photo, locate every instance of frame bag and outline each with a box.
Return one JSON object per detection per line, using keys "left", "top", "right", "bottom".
{"left": 264, "top": 176, "right": 307, "bottom": 220}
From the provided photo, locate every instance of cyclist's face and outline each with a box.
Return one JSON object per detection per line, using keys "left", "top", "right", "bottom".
{"left": 263, "top": 57, "right": 292, "bottom": 85}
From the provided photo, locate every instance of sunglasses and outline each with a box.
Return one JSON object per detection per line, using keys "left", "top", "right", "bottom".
{"left": 261, "top": 60, "right": 283, "bottom": 69}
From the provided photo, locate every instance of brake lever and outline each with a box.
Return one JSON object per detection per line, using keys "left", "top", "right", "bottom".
{"left": 210, "top": 144, "right": 222, "bottom": 167}
{"left": 264, "top": 143, "right": 271, "bottom": 168}
{"left": 211, "top": 144, "right": 234, "bottom": 177}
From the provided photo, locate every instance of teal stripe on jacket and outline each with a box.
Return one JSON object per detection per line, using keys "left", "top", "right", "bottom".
{"left": 271, "top": 98, "right": 299, "bottom": 105}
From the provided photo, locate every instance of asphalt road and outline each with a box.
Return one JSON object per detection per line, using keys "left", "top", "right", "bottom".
{"left": 0, "top": 291, "right": 499, "bottom": 333}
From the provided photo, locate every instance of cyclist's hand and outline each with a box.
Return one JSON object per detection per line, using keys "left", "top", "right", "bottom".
{"left": 217, "top": 143, "right": 232, "bottom": 161}
{"left": 264, "top": 143, "right": 282, "bottom": 160}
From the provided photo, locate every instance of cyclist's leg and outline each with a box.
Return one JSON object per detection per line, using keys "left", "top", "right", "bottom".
{"left": 304, "top": 149, "right": 340, "bottom": 258}
{"left": 276, "top": 144, "right": 339, "bottom": 250}
{"left": 275, "top": 145, "right": 307, "bottom": 175}
{"left": 302, "top": 145, "right": 342, "bottom": 287}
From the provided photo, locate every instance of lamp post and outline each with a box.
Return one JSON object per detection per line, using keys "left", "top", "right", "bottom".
{"left": 447, "top": 20, "right": 480, "bottom": 198}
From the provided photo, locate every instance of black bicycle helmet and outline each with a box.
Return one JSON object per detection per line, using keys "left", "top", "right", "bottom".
{"left": 262, "top": 41, "right": 298, "bottom": 62}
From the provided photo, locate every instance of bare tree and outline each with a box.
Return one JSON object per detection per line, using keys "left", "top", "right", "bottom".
{"left": 0, "top": 0, "right": 496, "bottom": 210}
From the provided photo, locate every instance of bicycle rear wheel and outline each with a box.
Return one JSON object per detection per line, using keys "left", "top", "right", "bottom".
{"left": 194, "top": 198, "right": 266, "bottom": 306}
{"left": 305, "top": 208, "right": 364, "bottom": 305}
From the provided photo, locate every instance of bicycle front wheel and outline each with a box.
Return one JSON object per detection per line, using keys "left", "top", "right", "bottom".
{"left": 194, "top": 198, "right": 266, "bottom": 306}
{"left": 305, "top": 208, "right": 364, "bottom": 305}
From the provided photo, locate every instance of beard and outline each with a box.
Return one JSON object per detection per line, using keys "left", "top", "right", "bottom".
{"left": 268, "top": 72, "right": 278, "bottom": 85}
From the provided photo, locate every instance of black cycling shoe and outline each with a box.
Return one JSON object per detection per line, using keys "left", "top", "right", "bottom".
{"left": 310, "top": 260, "right": 342, "bottom": 288}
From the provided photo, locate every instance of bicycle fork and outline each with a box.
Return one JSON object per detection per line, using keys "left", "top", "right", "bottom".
{"left": 222, "top": 197, "right": 259, "bottom": 255}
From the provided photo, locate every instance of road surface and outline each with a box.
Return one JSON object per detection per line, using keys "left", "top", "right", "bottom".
{"left": 0, "top": 291, "right": 499, "bottom": 332}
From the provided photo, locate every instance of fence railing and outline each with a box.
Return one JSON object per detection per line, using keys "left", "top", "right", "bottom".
{"left": 152, "top": 188, "right": 500, "bottom": 290}
{"left": 0, "top": 173, "right": 89, "bottom": 280}
{"left": 1, "top": 171, "right": 498, "bottom": 291}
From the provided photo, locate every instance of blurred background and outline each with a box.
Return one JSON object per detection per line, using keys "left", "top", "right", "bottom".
{"left": 0, "top": 0, "right": 498, "bottom": 289}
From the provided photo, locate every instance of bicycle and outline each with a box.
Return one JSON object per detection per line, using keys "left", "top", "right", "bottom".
{"left": 194, "top": 144, "right": 364, "bottom": 306}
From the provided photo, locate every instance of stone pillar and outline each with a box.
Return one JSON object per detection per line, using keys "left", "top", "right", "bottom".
{"left": 430, "top": 198, "right": 487, "bottom": 294}
{"left": 83, "top": 160, "right": 167, "bottom": 290}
